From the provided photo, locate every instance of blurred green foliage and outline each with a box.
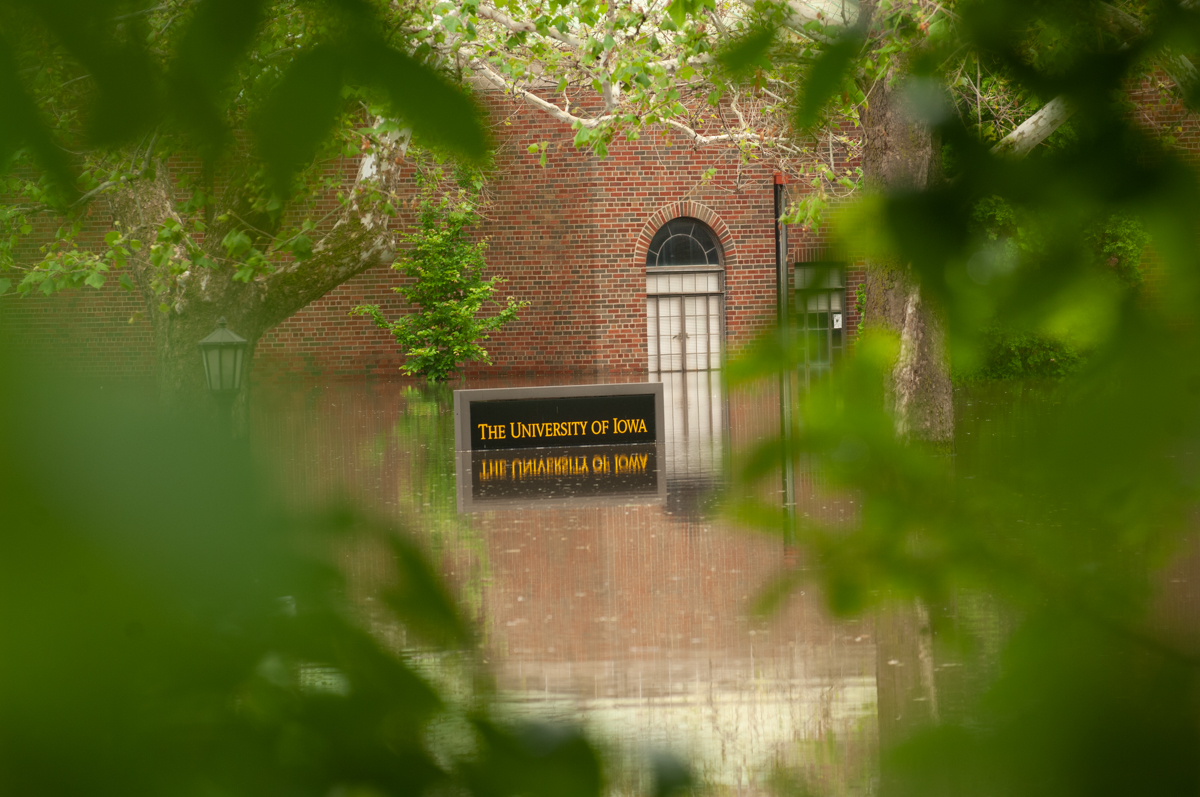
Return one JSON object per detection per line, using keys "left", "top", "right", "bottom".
{"left": 729, "top": 0, "right": 1200, "bottom": 794}
{"left": 0, "top": 0, "right": 486, "bottom": 199}
{"left": 7, "top": 0, "right": 1200, "bottom": 795}
{"left": 0, "top": 0, "right": 490, "bottom": 306}
{"left": 390, "top": 383, "right": 491, "bottom": 623}
{"left": 0, "top": 360, "right": 638, "bottom": 797}
{"left": 954, "top": 327, "right": 1084, "bottom": 381}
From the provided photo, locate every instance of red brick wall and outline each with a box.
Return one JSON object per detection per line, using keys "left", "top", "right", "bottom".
{"left": 0, "top": 280, "right": 156, "bottom": 380}
{"left": 0, "top": 93, "right": 799, "bottom": 381}
{"left": 257, "top": 96, "right": 790, "bottom": 379}
{"left": 11, "top": 78, "right": 1185, "bottom": 382}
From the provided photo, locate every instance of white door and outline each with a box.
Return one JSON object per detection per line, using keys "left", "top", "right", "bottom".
{"left": 646, "top": 269, "right": 723, "bottom": 374}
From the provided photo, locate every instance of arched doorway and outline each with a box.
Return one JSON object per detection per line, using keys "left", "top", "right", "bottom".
{"left": 644, "top": 217, "right": 725, "bottom": 374}
{"left": 644, "top": 216, "right": 727, "bottom": 505}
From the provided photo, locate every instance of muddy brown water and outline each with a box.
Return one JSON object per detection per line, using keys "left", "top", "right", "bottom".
{"left": 252, "top": 376, "right": 1200, "bottom": 795}
{"left": 252, "top": 373, "right": 875, "bottom": 794}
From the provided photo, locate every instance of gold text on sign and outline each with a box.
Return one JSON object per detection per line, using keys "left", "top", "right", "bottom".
{"left": 477, "top": 423, "right": 507, "bottom": 440}
{"left": 509, "top": 420, "right": 589, "bottom": 439}
{"left": 477, "top": 418, "right": 650, "bottom": 442}
{"left": 611, "top": 418, "right": 648, "bottom": 435}
{"left": 477, "top": 453, "right": 650, "bottom": 481}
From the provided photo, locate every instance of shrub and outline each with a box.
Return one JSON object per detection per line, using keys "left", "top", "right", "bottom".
{"left": 956, "top": 327, "right": 1085, "bottom": 382}
{"left": 353, "top": 165, "right": 527, "bottom": 382}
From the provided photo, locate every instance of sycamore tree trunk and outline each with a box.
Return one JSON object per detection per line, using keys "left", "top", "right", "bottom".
{"left": 106, "top": 160, "right": 398, "bottom": 428}
{"left": 859, "top": 53, "right": 954, "bottom": 444}
{"left": 854, "top": 10, "right": 955, "bottom": 791}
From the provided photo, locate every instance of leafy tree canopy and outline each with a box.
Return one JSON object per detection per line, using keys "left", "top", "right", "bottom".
{"left": 0, "top": 0, "right": 487, "bottom": 197}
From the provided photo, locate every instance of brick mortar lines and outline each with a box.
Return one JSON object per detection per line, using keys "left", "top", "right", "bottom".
{"left": 2, "top": 77, "right": 1186, "bottom": 380}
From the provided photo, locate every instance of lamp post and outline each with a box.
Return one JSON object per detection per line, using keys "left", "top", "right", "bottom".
{"left": 773, "top": 173, "right": 796, "bottom": 547}
{"left": 198, "top": 317, "right": 248, "bottom": 425}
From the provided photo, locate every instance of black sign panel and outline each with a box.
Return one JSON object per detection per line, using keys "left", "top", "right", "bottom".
{"left": 469, "top": 444, "right": 659, "bottom": 501}
{"left": 469, "top": 393, "right": 656, "bottom": 451}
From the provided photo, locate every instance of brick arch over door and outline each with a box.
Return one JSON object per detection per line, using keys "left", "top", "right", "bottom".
{"left": 634, "top": 201, "right": 736, "bottom": 266}
{"left": 639, "top": 202, "right": 731, "bottom": 374}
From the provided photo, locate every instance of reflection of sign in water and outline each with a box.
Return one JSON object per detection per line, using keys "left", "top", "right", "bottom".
{"left": 454, "top": 383, "right": 664, "bottom": 451}
{"left": 457, "top": 444, "right": 664, "bottom": 512}
{"left": 470, "top": 445, "right": 658, "bottom": 500}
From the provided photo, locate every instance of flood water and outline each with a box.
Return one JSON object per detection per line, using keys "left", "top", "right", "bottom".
{"left": 247, "top": 374, "right": 1200, "bottom": 796}
{"left": 253, "top": 373, "right": 875, "bottom": 795}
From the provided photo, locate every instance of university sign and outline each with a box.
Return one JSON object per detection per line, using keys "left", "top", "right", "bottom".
{"left": 454, "top": 382, "right": 664, "bottom": 451}
{"left": 453, "top": 383, "right": 666, "bottom": 511}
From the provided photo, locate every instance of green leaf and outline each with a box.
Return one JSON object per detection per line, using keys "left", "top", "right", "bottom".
{"left": 222, "top": 229, "right": 253, "bottom": 257}
{"left": 84, "top": 272, "right": 106, "bottom": 289}
{"left": 666, "top": 0, "right": 713, "bottom": 28}
{"left": 348, "top": 41, "right": 487, "bottom": 164}
{"left": 0, "top": 277, "right": 10, "bottom": 294}
{"left": 255, "top": 45, "right": 347, "bottom": 194}
{"left": 290, "top": 234, "right": 313, "bottom": 260}
{"left": 0, "top": 34, "right": 77, "bottom": 200}
{"left": 166, "top": 0, "right": 266, "bottom": 154}
{"left": 716, "top": 25, "right": 774, "bottom": 76}
{"left": 795, "top": 32, "right": 864, "bottom": 129}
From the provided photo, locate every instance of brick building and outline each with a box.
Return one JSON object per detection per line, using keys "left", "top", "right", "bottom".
{"left": 0, "top": 90, "right": 863, "bottom": 384}
{"left": 8, "top": 75, "right": 1193, "bottom": 384}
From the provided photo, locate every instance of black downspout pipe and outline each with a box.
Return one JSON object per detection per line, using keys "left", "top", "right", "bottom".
{"left": 774, "top": 175, "right": 797, "bottom": 544}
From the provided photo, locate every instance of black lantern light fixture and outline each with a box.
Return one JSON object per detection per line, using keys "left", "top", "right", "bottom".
{"left": 198, "top": 317, "right": 248, "bottom": 394}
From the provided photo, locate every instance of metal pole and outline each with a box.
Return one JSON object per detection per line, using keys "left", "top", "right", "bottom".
{"left": 774, "top": 174, "right": 797, "bottom": 545}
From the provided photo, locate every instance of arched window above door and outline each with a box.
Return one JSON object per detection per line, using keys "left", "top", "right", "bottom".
{"left": 645, "top": 217, "right": 722, "bottom": 269}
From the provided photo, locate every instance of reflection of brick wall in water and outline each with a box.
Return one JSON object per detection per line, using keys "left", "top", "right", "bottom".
{"left": 725, "top": 381, "right": 862, "bottom": 532}
{"left": 474, "top": 503, "right": 872, "bottom": 677}
{"left": 463, "top": 503, "right": 878, "bottom": 794}
{"left": 252, "top": 380, "right": 878, "bottom": 792}
{"left": 251, "top": 380, "right": 869, "bottom": 663}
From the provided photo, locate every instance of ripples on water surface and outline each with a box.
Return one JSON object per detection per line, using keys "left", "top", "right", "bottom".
{"left": 254, "top": 373, "right": 876, "bottom": 795}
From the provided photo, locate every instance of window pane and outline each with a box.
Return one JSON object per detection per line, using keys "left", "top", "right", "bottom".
{"left": 646, "top": 217, "right": 721, "bottom": 267}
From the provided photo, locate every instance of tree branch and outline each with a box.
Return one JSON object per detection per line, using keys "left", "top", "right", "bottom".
{"left": 991, "top": 3, "right": 1197, "bottom": 160}
{"left": 476, "top": 63, "right": 764, "bottom": 147}
{"left": 474, "top": 63, "right": 618, "bottom": 127}
{"left": 475, "top": 3, "right": 584, "bottom": 49}
{"left": 990, "top": 95, "right": 1074, "bottom": 158}
{"left": 257, "top": 219, "right": 395, "bottom": 332}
